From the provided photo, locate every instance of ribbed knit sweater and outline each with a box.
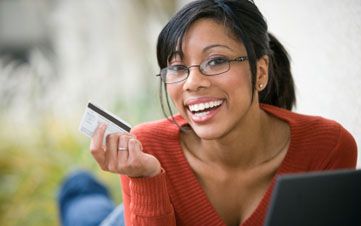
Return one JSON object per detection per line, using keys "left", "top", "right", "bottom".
{"left": 120, "top": 104, "right": 357, "bottom": 226}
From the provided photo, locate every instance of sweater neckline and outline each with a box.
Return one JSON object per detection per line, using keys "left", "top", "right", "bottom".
{"left": 171, "top": 104, "right": 300, "bottom": 226}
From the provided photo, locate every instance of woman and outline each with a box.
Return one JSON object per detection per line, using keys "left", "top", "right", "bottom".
{"left": 90, "top": 0, "right": 357, "bottom": 225}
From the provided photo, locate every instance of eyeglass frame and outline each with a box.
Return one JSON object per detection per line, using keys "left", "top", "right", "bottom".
{"left": 156, "top": 55, "right": 249, "bottom": 84}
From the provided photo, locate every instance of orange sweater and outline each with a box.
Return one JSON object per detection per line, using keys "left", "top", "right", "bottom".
{"left": 121, "top": 104, "right": 357, "bottom": 226}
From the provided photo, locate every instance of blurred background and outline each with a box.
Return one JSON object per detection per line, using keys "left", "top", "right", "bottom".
{"left": 0, "top": 0, "right": 360, "bottom": 225}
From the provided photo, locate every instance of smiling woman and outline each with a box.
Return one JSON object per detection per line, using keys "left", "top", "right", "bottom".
{"left": 166, "top": 19, "right": 265, "bottom": 140}
{"left": 87, "top": 1, "right": 358, "bottom": 226}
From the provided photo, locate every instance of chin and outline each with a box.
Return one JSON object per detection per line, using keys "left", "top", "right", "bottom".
{"left": 192, "top": 126, "right": 226, "bottom": 140}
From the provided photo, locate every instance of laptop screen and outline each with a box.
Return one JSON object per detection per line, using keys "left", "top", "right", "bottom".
{"left": 264, "top": 169, "right": 361, "bottom": 226}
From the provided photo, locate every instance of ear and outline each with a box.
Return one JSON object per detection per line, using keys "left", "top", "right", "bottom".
{"left": 256, "top": 55, "right": 269, "bottom": 91}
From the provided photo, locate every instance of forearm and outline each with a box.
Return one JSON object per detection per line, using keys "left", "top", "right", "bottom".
{"left": 121, "top": 171, "right": 176, "bottom": 226}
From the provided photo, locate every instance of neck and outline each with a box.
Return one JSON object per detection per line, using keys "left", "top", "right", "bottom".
{"left": 184, "top": 103, "right": 272, "bottom": 170}
{"left": 212, "top": 107, "right": 269, "bottom": 169}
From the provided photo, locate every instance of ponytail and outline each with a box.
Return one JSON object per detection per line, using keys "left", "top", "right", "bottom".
{"left": 259, "top": 33, "right": 296, "bottom": 110}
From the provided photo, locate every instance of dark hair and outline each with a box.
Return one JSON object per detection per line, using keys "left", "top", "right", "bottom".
{"left": 156, "top": 0, "right": 296, "bottom": 120}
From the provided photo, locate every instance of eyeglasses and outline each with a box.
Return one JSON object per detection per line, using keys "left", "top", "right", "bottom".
{"left": 156, "top": 56, "right": 248, "bottom": 84}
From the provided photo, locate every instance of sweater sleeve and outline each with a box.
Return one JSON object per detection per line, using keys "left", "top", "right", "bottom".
{"left": 120, "top": 170, "right": 176, "bottom": 226}
{"left": 322, "top": 124, "right": 358, "bottom": 169}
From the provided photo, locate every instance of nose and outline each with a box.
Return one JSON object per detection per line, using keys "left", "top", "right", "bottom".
{"left": 183, "top": 66, "right": 211, "bottom": 92}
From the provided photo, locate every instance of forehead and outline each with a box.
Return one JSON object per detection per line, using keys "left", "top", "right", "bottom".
{"left": 172, "top": 18, "right": 245, "bottom": 59}
{"left": 184, "top": 18, "right": 235, "bottom": 40}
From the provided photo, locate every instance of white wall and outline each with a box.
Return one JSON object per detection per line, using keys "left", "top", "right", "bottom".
{"left": 256, "top": 0, "right": 361, "bottom": 167}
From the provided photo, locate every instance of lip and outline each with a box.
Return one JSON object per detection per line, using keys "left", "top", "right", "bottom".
{"left": 184, "top": 96, "right": 224, "bottom": 106}
{"left": 184, "top": 97, "right": 224, "bottom": 123}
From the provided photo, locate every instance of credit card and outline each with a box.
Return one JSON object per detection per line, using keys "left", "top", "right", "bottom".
{"left": 79, "top": 102, "right": 131, "bottom": 138}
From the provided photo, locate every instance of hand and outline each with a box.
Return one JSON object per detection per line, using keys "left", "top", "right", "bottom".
{"left": 90, "top": 123, "right": 161, "bottom": 178}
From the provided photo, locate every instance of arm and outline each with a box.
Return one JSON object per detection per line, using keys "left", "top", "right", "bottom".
{"left": 121, "top": 173, "right": 176, "bottom": 226}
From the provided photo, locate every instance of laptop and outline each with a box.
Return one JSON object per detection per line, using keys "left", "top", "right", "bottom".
{"left": 264, "top": 169, "right": 361, "bottom": 226}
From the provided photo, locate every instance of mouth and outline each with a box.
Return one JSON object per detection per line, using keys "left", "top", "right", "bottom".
{"left": 187, "top": 99, "right": 224, "bottom": 118}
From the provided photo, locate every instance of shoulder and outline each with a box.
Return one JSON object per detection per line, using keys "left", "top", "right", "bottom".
{"left": 262, "top": 104, "right": 346, "bottom": 135}
{"left": 129, "top": 115, "right": 185, "bottom": 157}
{"left": 130, "top": 115, "right": 183, "bottom": 139}
{"left": 262, "top": 104, "right": 357, "bottom": 169}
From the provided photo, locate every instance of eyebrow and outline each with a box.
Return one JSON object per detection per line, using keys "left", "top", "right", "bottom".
{"left": 168, "top": 51, "right": 183, "bottom": 62}
{"left": 168, "top": 44, "right": 233, "bottom": 62}
{"left": 203, "top": 44, "right": 233, "bottom": 53}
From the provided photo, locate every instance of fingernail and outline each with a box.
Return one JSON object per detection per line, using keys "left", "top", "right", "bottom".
{"left": 100, "top": 123, "right": 107, "bottom": 130}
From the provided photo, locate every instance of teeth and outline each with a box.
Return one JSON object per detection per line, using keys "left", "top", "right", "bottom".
{"left": 194, "top": 111, "right": 208, "bottom": 117}
{"left": 188, "top": 100, "right": 223, "bottom": 112}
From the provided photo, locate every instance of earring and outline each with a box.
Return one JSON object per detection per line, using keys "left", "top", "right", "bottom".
{"left": 258, "top": 84, "right": 264, "bottom": 90}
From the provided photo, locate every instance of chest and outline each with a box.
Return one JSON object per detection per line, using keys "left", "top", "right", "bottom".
{"left": 195, "top": 166, "right": 275, "bottom": 226}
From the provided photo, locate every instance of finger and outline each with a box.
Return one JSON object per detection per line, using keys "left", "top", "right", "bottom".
{"left": 117, "top": 133, "right": 130, "bottom": 161}
{"left": 127, "top": 138, "right": 142, "bottom": 164}
{"left": 126, "top": 139, "right": 160, "bottom": 177}
{"left": 90, "top": 123, "right": 107, "bottom": 167}
{"left": 105, "top": 133, "right": 120, "bottom": 172}
{"left": 90, "top": 123, "right": 107, "bottom": 150}
{"left": 121, "top": 138, "right": 141, "bottom": 176}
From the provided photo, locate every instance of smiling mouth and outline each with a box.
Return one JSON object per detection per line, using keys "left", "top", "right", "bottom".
{"left": 187, "top": 100, "right": 224, "bottom": 116}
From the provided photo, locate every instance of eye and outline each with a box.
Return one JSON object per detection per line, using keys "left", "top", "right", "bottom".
{"left": 206, "top": 57, "right": 228, "bottom": 67}
{"left": 168, "top": 64, "right": 187, "bottom": 72}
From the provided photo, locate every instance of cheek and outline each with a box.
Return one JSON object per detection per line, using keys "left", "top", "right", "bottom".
{"left": 166, "top": 85, "right": 183, "bottom": 109}
{"left": 219, "top": 70, "right": 253, "bottom": 97}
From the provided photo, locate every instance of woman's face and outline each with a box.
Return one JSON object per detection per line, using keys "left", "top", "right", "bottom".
{"left": 167, "top": 19, "right": 262, "bottom": 139}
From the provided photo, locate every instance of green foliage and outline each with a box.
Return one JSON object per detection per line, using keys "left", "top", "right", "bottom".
{"left": 0, "top": 117, "right": 123, "bottom": 226}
